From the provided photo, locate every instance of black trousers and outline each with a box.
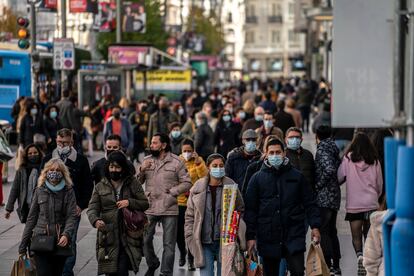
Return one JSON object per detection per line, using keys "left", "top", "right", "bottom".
{"left": 177, "top": 206, "right": 194, "bottom": 262}
{"left": 263, "top": 250, "right": 304, "bottom": 276}
{"left": 319, "top": 207, "right": 341, "bottom": 268}
{"left": 34, "top": 253, "right": 67, "bottom": 276}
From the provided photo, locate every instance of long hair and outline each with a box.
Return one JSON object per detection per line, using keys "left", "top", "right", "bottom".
{"left": 22, "top": 144, "right": 44, "bottom": 167}
{"left": 345, "top": 132, "right": 379, "bottom": 165}
{"left": 104, "top": 151, "right": 134, "bottom": 180}
{"left": 37, "top": 158, "right": 73, "bottom": 187}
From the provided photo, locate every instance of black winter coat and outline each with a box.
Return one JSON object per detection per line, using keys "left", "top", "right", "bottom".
{"left": 274, "top": 111, "right": 296, "bottom": 135}
{"left": 19, "top": 114, "right": 46, "bottom": 147}
{"left": 241, "top": 159, "right": 263, "bottom": 199}
{"left": 315, "top": 138, "right": 341, "bottom": 210}
{"left": 194, "top": 123, "right": 215, "bottom": 161}
{"left": 42, "top": 150, "right": 93, "bottom": 209}
{"left": 214, "top": 121, "right": 242, "bottom": 158}
{"left": 286, "top": 147, "right": 316, "bottom": 190}
{"left": 245, "top": 161, "right": 321, "bottom": 258}
{"left": 225, "top": 147, "right": 261, "bottom": 190}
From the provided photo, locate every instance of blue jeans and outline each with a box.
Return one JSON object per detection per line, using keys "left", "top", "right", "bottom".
{"left": 279, "top": 258, "right": 287, "bottom": 275}
{"left": 62, "top": 216, "right": 80, "bottom": 276}
{"left": 200, "top": 241, "right": 221, "bottom": 276}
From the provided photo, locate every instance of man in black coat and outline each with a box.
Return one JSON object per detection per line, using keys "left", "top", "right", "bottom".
{"left": 225, "top": 129, "right": 261, "bottom": 190}
{"left": 41, "top": 128, "right": 93, "bottom": 276}
{"left": 274, "top": 100, "right": 296, "bottom": 134}
{"left": 285, "top": 127, "right": 316, "bottom": 189}
{"left": 245, "top": 138, "right": 321, "bottom": 276}
{"left": 91, "top": 134, "right": 135, "bottom": 185}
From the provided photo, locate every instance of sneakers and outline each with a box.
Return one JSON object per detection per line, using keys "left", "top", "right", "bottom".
{"left": 188, "top": 260, "right": 196, "bottom": 271}
{"left": 330, "top": 267, "right": 342, "bottom": 276}
{"left": 357, "top": 255, "right": 367, "bottom": 276}
{"left": 144, "top": 260, "right": 160, "bottom": 276}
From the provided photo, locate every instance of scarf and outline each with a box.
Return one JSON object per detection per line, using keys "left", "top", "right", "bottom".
{"left": 26, "top": 168, "right": 38, "bottom": 205}
{"left": 45, "top": 180, "right": 66, "bottom": 192}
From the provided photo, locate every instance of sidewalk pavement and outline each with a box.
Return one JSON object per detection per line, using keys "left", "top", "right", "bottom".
{"left": 0, "top": 133, "right": 358, "bottom": 275}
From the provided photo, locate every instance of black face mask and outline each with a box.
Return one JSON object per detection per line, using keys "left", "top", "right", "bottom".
{"left": 106, "top": 150, "right": 116, "bottom": 159}
{"left": 28, "top": 155, "right": 40, "bottom": 164}
{"left": 150, "top": 149, "right": 161, "bottom": 157}
{"left": 113, "top": 112, "right": 121, "bottom": 119}
{"left": 161, "top": 107, "right": 169, "bottom": 113}
{"left": 110, "top": 171, "right": 123, "bottom": 181}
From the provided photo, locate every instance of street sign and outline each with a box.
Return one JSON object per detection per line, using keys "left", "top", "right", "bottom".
{"left": 53, "top": 38, "right": 75, "bottom": 70}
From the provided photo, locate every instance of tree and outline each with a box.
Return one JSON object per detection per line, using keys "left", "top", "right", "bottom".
{"left": 186, "top": 7, "right": 225, "bottom": 56}
{"left": 96, "top": 0, "right": 169, "bottom": 59}
{"left": 0, "top": 7, "right": 19, "bottom": 38}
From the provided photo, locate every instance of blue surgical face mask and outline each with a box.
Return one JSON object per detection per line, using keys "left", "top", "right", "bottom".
{"left": 50, "top": 111, "right": 58, "bottom": 119}
{"left": 245, "top": 141, "right": 256, "bottom": 153}
{"left": 255, "top": 115, "right": 263, "bottom": 122}
{"left": 268, "top": 154, "right": 284, "bottom": 168}
{"left": 210, "top": 167, "right": 225, "bottom": 179}
{"left": 287, "top": 137, "right": 302, "bottom": 150}
{"left": 238, "top": 111, "right": 246, "bottom": 120}
{"left": 171, "top": 130, "right": 181, "bottom": 139}
{"left": 263, "top": 119, "right": 273, "bottom": 129}
{"left": 223, "top": 115, "right": 231, "bottom": 122}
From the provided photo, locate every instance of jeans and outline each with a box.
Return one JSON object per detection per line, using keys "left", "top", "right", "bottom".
{"left": 200, "top": 241, "right": 221, "bottom": 276}
{"left": 279, "top": 258, "right": 287, "bottom": 276}
{"left": 319, "top": 208, "right": 341, "bottom": 268}
{"left": 35, "top": 253, "right": 67, "bottom": 276}
{"left": 263, "top": 250, "right": 304, "bottom": 276}
{"left": 62, "top": 216, "right": 80, "bottom": 276}
{"left": 144, "top": 215, "right": 178, "bottom": 276}
{"left": 177, "top": 206, "right": 194, "bottom": 262}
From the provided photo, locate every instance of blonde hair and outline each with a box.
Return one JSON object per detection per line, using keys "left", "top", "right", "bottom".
{"left": 118, "top": 97, "right": 130, "bottom": 109}
{"left": 37, "top": 158, "right": 73, "bottom": 187}
{"left": 243, "top": 99, "right": 256, "bottom": 114}
{"left": 286, "top": 98, "right": 296, "bottom": 108}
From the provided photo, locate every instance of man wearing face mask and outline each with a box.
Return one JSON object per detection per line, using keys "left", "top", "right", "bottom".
{"left": 138, "top": 133, "right": 192, "bottom": 276}
{"left": 241, "top": 106, "right": 265, "bottom": 133}
{"left": 147, "top": 96, "right": 179, "bottom": 146}
{"left": 256, "top": 112, "right": 284, "bottom": 150}
{"left": 169, "top": 122, "right": 189, "bottom": 156}
{"left": 285, "top": 127, "right": 316, "bottom": 190}
{"left": 245, "top": 138, "right": 321, "bottom": 276}
{"left": 225, "top": 129, "right": 261, "bottom": 190}
{"left": 91, "top": 134, "right": 135, "bottom": 185}
{"left": 41, "top": 128, "right": 93, "bottom": 276}
{"left": 103, "top": 106, "right": 134, "bottom": 155}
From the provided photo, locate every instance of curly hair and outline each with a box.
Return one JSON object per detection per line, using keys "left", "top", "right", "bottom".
{"left": 37, "top": 158, "right": 73, "bottom": 187}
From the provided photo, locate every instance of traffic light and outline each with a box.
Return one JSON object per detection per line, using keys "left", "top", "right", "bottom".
{"left": 17, "top": 17, "right": 30, "bottom": 49}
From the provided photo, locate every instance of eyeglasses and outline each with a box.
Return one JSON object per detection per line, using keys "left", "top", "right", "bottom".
{"left": 245, "top": 138, "right": 256, "bottom": 142}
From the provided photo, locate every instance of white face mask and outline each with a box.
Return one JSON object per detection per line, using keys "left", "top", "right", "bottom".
{"left": 183, "top": 152, "right": 192, "bottom": 161}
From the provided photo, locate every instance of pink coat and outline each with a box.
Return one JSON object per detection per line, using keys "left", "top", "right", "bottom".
{"left": 338, "top": 155, "right": 383, "bottom": 213}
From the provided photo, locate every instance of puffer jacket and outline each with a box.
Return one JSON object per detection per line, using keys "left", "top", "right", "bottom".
{"left": 137, "top": 152, "right": 192, "bottom": 216}
{"left": 364, "top": 211, "right": 386, "bottom": 276}
{"left": 19, "top": 185, "right": 77, "bottom": 254}
{"left": 287, "top": 147, "right": 316, "bottom": 190}
{"left": 244, "top": 160, "right": 321, "bottom": 258}
{"left": 315, "top": 138, "right": 341, "bottom": 210}
{"left": 177, "top": 155, "right": 208, "bottom": 206}
{"left": 185, "top": 176, "right": 245, "bottom": 268}
{"left": 87, "top": 176, "right": 149, "bottom": 275}
{"left": 225, "top": 146, "right": 261, "bottom": 190}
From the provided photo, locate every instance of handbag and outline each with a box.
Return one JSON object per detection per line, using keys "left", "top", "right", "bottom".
{"left": 122, "top": 208, "right": 148, "bottom": 238}
{"left": 55, "top": 224, "right": 74, "bottom": 257}
{"left": 30, "top": 225, "right": 56, "bottom": 252}
{"left": 0, "top": 130, "right": 13, "bottom": 162}
{"left": 245, "top": 250, "right": 264, "bottom": 276}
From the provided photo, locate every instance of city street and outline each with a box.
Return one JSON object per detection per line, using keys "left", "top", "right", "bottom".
{"left": 0, "top": 134, "right": 359, "bottom": 276}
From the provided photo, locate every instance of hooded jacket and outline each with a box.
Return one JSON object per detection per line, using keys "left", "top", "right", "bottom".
{"left": 338, "top": 153, "right": 383, "bottom": 213}
{"left": 225, "top": 146, "right": 261, "bottom": 190}
{"left": 363, "top": 211, "right": 386, "bottom": 276}
{"left": 244, "top": 159, "right": 321, "bottom": 258}
{"left": 314, "top": 138, "right": 341, "bottom": 210}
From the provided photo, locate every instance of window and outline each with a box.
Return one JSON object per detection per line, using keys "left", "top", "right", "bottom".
{"left": 271, "top": 3, "right": 281, "bottom": 16}
{"left": 271, "top": 30, "right": 281, "bottom": 43}
{"left": 288, "top": 2, "right": 295, "bottom": 16}
{"left": 245, "top": 31, "right": 255, "bottom": 43}
{"left": 288, "top": 30, "right": 299, "bottom": 43}
{"left": 250, "top": 59, "right": 261, "bottom": 71}
{"left": 228, "top": 12, "right": 233, "bottom": 23}
{"left": 250, "top": 5, "right": 255, "bottom": 16}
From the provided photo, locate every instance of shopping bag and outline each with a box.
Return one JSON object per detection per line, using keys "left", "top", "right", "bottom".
{"left": 306, "top": 243, "right": 330, "bottom": 276}
{"left": 10, "top": 255, "right": 36, "bottom": 276}
{"left": 0, "top": 132, "right": 13, "bottom": 162}
{"left": 245, "top": 252, "right": 263, "bottom": 276}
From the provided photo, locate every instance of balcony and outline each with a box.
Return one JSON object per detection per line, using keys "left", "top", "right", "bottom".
{"left": 246, "top": 16, "right": 258, "bottom": 24}
{"left": 268, "top": 15, "right": 283, "bottom": 23}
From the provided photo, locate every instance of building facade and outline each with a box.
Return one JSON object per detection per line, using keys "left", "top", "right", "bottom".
{"left": 243, "top": 0, "right": 306, "bottom": 78}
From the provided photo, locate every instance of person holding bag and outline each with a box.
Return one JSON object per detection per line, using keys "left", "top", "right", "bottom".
{"left": 18, "top": 158, "right": 77, "bottom": 276}
{"left": 87, "top": 151, "right": 149, "bottom": 276}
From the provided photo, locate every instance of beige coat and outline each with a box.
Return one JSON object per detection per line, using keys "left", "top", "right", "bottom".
{"left": 138, "top": 152, "right": 192, "bottom": 216}
{"left": 363, "top": 211, "right": 386, "bottom": 276}
{"left": 285, "top": 107, "right": 303, "bottom": 129}
{"left": 184, "top": 176, "right": 245, "bottom": 268}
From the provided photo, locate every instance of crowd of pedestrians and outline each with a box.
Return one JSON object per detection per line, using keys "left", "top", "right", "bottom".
{"left": 1, "top": 76, "right": 392, "bottom": 276}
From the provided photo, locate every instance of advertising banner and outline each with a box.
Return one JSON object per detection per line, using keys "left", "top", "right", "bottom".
{"left": 122, "top": 0, "right": 146, "bottom": 33}
{"left": 93, "top": 0, "right": 116, "bottom": 32}
{"left": 39, "top": 0, "right": 58, "bottom": 12}
{"left": 108, "top": 46, "right": 149, "bottom": 64}
{"left": 69, "top": 0, "right": 98, "bottom": 13}
{"left": 78, "top": 70, "right": 124, "bottom": 108}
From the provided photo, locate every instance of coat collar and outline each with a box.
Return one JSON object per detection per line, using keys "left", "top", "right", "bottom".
{"left": 52, "top": 147, "right": 77, "bottom": 162}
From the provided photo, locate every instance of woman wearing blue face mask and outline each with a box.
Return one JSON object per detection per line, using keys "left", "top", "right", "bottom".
{"left": 185, "top": 154, "right": 245, "bottom": 276}
{"left": 44, "top": 105, "right": 62, "bottom": 154}
{"left": 19, "top": 102, "right": 47, "bottom": 148}
{"left": 214, "top": 109, "right": 242, "bottom": 157}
